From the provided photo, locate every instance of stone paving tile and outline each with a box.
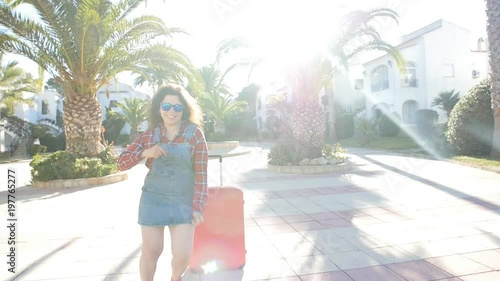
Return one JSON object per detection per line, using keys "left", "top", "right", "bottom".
{"left": 285, "top": 255, "right": 339, "bottom": 275}
{"left": 289, "top": 221, "right": 326, "bottom": 231}
{"left": 308, "top": 211, "right": 341, "bottom": 221}
{"left": 425, "top": 255, "right": 493, "bottom": 276}
{"left": 398, "top": 241, "right": 457, "bottom": 259}
{"left": 343, "top": 265, "right": 406, "bottom": 281}
{"left": 266, "top": 232, "right": 307, "bottom": 245}
{"left": 386, "top": 260, "right": 453, "bottom": 281}
{"left": 280, "top": 214, "right": 314, "bottom": 223}
{"left": 343, "top": 234, "right": 392, "bottom": 250}
{"left": 365, "top": 245, "right": 420, "bottom": 264}
{"left": 242, "top": 258, "right": 296, "bottom": 280}
{"left": 326, "top": 250, "right": 381, "bottom": 270}
{"left": 273, "top": 241, "right": 322, "bottom": 258}
{"left": 434, "top": 237, "right": 493, "bottom": 254}
{"left": 458, "top": 271, "right": 500, "bottom": 281}
{"left": 461, "top": 250, "right": 500, "bottom": 270}
{"left": 259, "top": 224, "right": 296, "bottom": 235}
{"left": 254, "top": 216, "right": 287, "bottom": 226}
{"left": 319, "top": 218, "right": 354, "bottom": 228}
{"left": 314, "top": 238, "right": 358, "bottom": 254}
{"left": 461, "top": 233, "right": 500, "bottom": 250}
{"left": 299, "top": 271, "right": 354, "bottom": 281}
{"left": 253, "top": 277, "right": 301, "bottom": 281}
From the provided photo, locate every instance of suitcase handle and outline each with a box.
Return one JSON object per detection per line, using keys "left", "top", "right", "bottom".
{"left": 209, "top": 154, "right": 223, "bottom": 185}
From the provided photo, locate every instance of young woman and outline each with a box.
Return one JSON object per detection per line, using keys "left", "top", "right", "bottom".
{"left": 118, "top": 84, "right": 208, "bottom": 281}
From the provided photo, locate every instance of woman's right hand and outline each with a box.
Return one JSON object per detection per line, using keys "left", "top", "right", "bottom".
{"left": 141, "top": 145, "right": 167, "bottom": 159}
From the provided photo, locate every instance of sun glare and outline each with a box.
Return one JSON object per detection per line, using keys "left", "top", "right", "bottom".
{"left": 245, "top": 1, "right": 342, "bottom": 70}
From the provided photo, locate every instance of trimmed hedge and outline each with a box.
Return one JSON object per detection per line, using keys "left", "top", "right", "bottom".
{"left": 446, "top": 79, "right": 493, "bottom": 156}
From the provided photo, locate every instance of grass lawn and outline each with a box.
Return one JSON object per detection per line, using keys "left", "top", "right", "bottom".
{"left": 335, "top": 135, "right": 500, "bottom": 172}
{"left": 450, "top": 155, "right": 500, "bottom": 172}
{"left": 336, "top": 135, "right": 420, "bottom": 151}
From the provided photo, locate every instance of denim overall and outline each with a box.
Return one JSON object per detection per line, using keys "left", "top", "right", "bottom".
{"left": 138, "top": 124, "right": 196, "bottom": 226}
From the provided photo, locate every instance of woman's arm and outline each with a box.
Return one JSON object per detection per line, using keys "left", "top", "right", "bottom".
{"left": 191, "top": 127, "right": 208, "bottom": 213}
{"left": 117, "top": 130, "right": 154, "bottom": 171}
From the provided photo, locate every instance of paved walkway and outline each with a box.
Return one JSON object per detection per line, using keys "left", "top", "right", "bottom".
{"left": 1, "top": 144, "right": 499, "bottom": 281}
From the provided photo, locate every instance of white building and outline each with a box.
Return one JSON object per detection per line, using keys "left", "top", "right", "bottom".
{"left": 96, "top": 79, "right": 150, "bottom": 134}
{"left": 0, "top": 79, "right": 149, "bottom": 153}
{"left": 332, "top": 19, "right": 489, "bottom": 127}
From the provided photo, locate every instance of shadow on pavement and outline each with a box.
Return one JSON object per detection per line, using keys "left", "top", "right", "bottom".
{"left": 358, "top": 154, "right": 500, "bottom": 213}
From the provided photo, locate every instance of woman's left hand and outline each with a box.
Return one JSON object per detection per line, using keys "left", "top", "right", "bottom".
{"left": 191, "top": 212, "right": 204, "bottom": 226}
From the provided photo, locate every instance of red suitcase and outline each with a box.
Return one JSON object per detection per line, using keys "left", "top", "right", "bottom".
{"left": 189, "top": 156, "right": 246, "bottom": 273}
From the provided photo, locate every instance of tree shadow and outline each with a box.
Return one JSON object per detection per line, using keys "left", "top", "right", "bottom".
{"left": 356, "top": 154, "right": 500, "bottom": 213}
{"left": 8, "top": 239, "right": 79, "bottom": 281}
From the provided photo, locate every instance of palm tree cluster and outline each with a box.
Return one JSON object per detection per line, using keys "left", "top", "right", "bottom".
{"left": 0, "top": 0, "right": 199, "bottom": 156}
{"left": 0, "top": 53, "right": 36, "bottom": 117}
{"left": 286, "top": 8, "right": 404, "bottom": 157}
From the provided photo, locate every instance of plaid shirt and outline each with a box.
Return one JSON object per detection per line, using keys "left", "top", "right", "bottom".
{"left": 117, "top": 122, "right": 208, "bottom": 213}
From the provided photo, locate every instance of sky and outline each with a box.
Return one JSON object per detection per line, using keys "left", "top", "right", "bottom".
{"left": 4, "top": 0, "right": 488, "bottom": 95}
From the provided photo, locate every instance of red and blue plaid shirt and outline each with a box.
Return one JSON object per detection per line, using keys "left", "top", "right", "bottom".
{"left": 117, "top": 122, "right": 208, "bottom": 213}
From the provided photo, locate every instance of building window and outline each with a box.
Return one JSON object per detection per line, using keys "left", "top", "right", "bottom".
{"left": 370, "top": 65, "right": 389, "bottom": 92}
{"left": 109, "top": 100, "right": 119, "bottom": 108}
{"left": 400, "top": 62, "right": 418, "bottom": 87}
{"left": 402, "top": 100, "right": 418, "bottom": 124}
{"left": 355, "top": 79, "right": 364, "bottom": 90}
{"left": 477, "top": 38, "right": 486, "bottom": 51}
{"left": 443, "top": 64, "right": 455, "bottom": 77}
{"left": 41, "top": 100, "right": 49, "bottom": 115}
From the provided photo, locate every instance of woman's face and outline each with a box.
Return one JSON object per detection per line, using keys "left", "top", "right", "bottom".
{"left": 159, "top": 94, "right": 184, "bottom": 127}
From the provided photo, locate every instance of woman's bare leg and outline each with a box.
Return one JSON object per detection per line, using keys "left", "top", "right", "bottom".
{"left": 169, "top": 224, "right": 195, "bottom": 280}
{"left": 140, "top": 226, "right": 165, "bottom": 281}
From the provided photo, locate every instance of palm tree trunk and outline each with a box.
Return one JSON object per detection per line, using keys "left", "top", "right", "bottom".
{"left": 486, "top": 0, "right": 500, "bottom": 157}
{"left": 63, "top": 95, "right": 103, "bottom": 156}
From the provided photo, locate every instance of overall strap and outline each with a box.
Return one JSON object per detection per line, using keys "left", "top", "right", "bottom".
{"left": 184, "top": 124, "right": 197, "bottom": 142}
{"left": 153, "top": 127, "right": 161, "bottom": 144}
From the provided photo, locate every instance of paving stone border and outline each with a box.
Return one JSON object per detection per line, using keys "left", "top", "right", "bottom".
{"left": 32, "top": 171, "right": 128, "bottom": 188}
{"left": 268, "top": 161, "right": 352, "bottom": 174}
{"left": 207, "top": 141, "right": 239, "bottom": 150}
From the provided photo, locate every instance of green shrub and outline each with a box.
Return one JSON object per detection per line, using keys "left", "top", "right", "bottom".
{"left": 356, "top": 117, "right": 377, "bottom": 144}
{"left": 30, "top": 146, "right": 118, "bottom": 181}
{"left": 40, "top": 134, "right": 59, "bottom": 152}
{"left": 116, "top": 134, "right": 131, "bottom": 145}
{"left": 416, "top": 109, "right": 439, "bottom": 139}
{"left": 268, "top": 136, "right": 308, "bottom": 165}
{"left": 446, "top": 79, "right": 493, "bottom": 156}
{"left": 322, "top": 143, "right": 347, "bottom": 162}
{"left": 335, "top": 113, "right": 355, "bottom": 139}
{"left": 102, "top": 110, "right": 126, "bottom": 144}
{"left": 29, "top": 144, "right": 47, "bottom": 156}
{"left": 377, "top": 113, "right": 401, "bottom": 137}
{"left": 30, "top": 125, "right": 48, "bottom": 139}
{"left": 206, "top": 132, "right": 227, "bottom": 142}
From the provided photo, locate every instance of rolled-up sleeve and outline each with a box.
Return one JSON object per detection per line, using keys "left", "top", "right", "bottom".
{"left": 117, "top": 130, "right": 154, "bottom": 171}
{"left": 191, "top": 127, "right": 208, "bottom": 213}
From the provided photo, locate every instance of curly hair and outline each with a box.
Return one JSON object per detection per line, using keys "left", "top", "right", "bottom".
{"left": 148, "top": 84, "right": 204, "bottom": 130}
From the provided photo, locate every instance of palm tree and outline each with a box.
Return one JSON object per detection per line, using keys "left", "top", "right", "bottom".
{"left": 486, "top": 0, "right": 500, "bottom": 157}
{"left": 199, "top": 92, "right": 247, "bottom": 134}
{"left": 116, "top": 97, "right": 148, "bottom": 141}
{"left": 0, "top": 53, "right": 36, "bottom": 117}
{"left": 197, "top": 37, "right": 257, "bottom": 134}
{"left": 0, "top": 0, "right": 200, "bottom": 156}
{"left": 290, "top": 8, "right": 403, "bottom": 156}
{"left": 431, "top": 90, "right": 461, "bottom": 119}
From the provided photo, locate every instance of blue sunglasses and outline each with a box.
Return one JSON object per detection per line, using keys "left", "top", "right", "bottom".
{"left": 161, "top": 102, "right": 184, "bottom": 112}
